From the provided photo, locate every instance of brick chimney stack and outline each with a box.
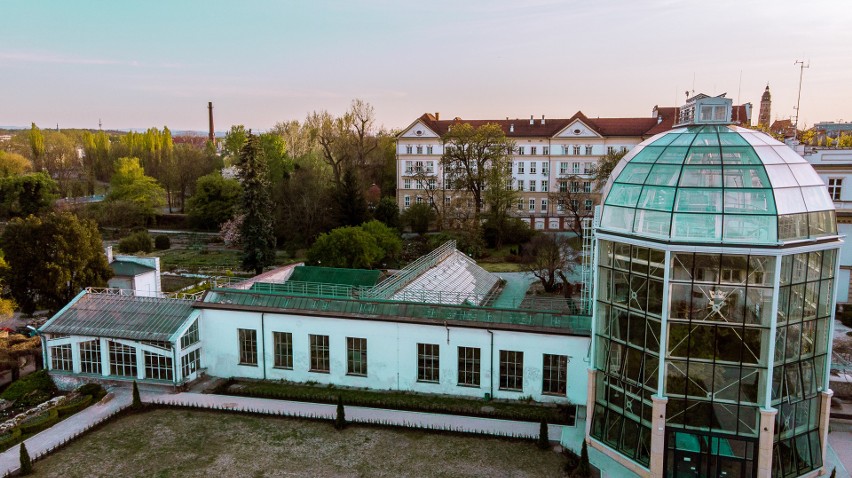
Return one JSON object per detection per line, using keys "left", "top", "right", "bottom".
{"left": 208, "top": 101, "right": 215, "bottom": 143}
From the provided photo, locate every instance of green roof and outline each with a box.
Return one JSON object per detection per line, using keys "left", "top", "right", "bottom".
{"left": 110, "top": 260, "right": 155, "bottom": 277}
{"left": 288, "top": 266, "right": 381, "bottom": 287}
{"left": 201, "top": 288, "right": 590, "bottom": 334}
{"left": 41, "top": 293, "right": 195, "bottom": 341}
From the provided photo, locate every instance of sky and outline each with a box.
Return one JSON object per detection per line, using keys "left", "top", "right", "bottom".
{"left": 2, "top": 0, "right": 851, "bottom": 133}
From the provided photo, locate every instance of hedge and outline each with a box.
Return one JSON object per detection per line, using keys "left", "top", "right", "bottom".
{"left": 19, "top": 408, "right": 59, "bottom": 435}
{"left": 1, "top": 370, "right": 58, "bottom": 403}
{"left": 56, "top": 395, "right": 93, "bottom": 417}
{"left": 0, "top": 428, "right": 21, "bottom": 448}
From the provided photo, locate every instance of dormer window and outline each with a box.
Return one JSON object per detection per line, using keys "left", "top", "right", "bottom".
{"left": 700, "top": 105, "right": 728, "bottom": 122}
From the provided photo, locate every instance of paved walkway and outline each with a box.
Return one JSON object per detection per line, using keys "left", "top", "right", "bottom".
{"left": 142, "top": 390, "right": 567, "bottom": 439}
{"left": 0, "top": 389, "right": 131, "bottom": 477}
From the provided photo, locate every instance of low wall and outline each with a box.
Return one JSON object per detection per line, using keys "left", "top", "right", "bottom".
{"left": 830, "top": 374, "right": 852, "bottom": 398}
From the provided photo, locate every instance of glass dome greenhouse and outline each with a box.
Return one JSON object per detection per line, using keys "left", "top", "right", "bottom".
{"left": 600, "top": 125, "right": 836, "bottom": 244}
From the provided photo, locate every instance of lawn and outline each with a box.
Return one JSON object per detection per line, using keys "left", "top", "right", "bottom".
{"left": 30, "top": 408, "right": 567, "bottom": 478}
{"left": 149, "top": 248, "right": 296, "bottom": 273}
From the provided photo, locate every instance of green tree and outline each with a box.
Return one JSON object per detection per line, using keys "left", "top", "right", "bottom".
{"left": 1, "top": 212, "right": 112, "bottom": 314}
{"left": 238, "top": 132, "right": 276, "bottom": 275}
{"left": 441, "top": 122, "right": 515, "bottom": 222}
{"left": 28, "top": 123, "right": 44, "bottom": 167}
{"left": 576, "top": 440, "right": 591, "bottom": 477}
{"left": 0, "top": 151, "right": 32, "bottom": 177}
{"left": 307, "top": 226, "right": 383, "bottom": 269}
{"left": 360, "top": 220, "right": 402, "bottom": 267}
{"left": 373, "top": 196, "right": 400, "bottom": 229}
{"left": 0, "top": 172, "right": 59, "bottom": 219}
{"left": 107, "top": 157, "right": 166, "bottom": 220}
{"left": 401, "top": 203, "right": 435, "bottom": 235}
{"left": 481, "top": 160, "right": 518, "bottom": 248}
{"left": 591, "top": 149, "right": 627, "bottom": 192}
{"left": 334, "top": 395, "right": 346, "bottom": 430}
{"left": 132, "top": 380, "right": 142, "bottom": 409}
{"left": 537, "top": 420, "right": 549, "bottom": 450}
{"left": 186, "top": 172, "right": 242, "bottom": 230}
{"left": 333, "top": 166, "right": 368, "bottom": 227}
{"left": 82, "top": 130, "right": 111, "bottom": 194}
{"left": 19, "top": 442, "right": 32, "bottom": 476}
{"left": 223, "top": 125, "right": 248, "bottom": 165}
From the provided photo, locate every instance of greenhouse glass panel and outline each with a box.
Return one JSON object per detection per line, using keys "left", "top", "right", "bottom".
{"left": 778, "top": 214, "right": 809, "bottom": 241}
{"left": 675, "top": 189, "right": 723, "bottom": 213}
{"left": 685, "top": 147, "right": 722, "bottom": 165}
{"left": 669, "top": 133, "right": 697, "bottom": 147}
{"left": 637, "top": 186, "right": 676, "bottom": 211}
{"left": 616, "top": 163, "right": 653, "bottom": 184}
{"left": 645, "top": 164, "right": 682, "bottom": 187}
{"left": 723, "top": 166, "right": 771, "bottom": 189}
{"left": 721, "top": 146, "right": 762, "bottom": 164}
{"left": 679, "top": 166, "right": 723, "bottom": 187}
{"left": 672, "top": 213, "right": 722, "bottom": 241}
{"left": 718, "top": 131, "right": 751, "bottom": 146}
{"left": 788, "top": 164, "right": 826, "bottom": 186}
{"left": 629, "top": 146, "right": 665, "bottom": 163}
{"left": 605, "top": 183, "right": 644, "bottom": 207}
{"left": 600, "top": 206, "right": 635, "bottom": 232}
{"left": 656, "top": 146, "right": 690, "bottom": 164}
{"left": 763, "top": 164, "right": 798, "bottom": 188}
{"left": 634, "top": 210, "right": 672, "bottom": 237}
{"left": 693, "top": 133, "right": 720, "bottom": 146}
{"left": 738, "top": 131, "right": 772, "bottom": 147}
{"left": 774, "top": 189, "right": 807, "bottom": 215}
{"left": 748, "top": 145, "right": 785, "bottom": 164}
{"left": 724, "top": 190, "right": 774, "bottom": 214}
{"left": 772, "top": 146, "right": 808, "bottom": 164}
{"left": 722, "top": 215, "right": 777, "bottom": 243}
{"left": 800, "top": 186, "right": 833, "bottom": 212}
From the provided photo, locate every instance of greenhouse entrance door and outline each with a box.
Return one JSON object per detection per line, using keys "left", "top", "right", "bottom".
{"left": 664, "top": 430, "right": 756, "bottom": 478}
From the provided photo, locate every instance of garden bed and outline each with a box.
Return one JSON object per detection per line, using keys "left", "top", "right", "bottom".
{"left": 216, "top": 379, "right": 576, "bottom": 425}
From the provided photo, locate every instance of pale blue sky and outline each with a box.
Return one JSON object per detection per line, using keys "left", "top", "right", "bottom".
{"left": 2, "top": 0, "right": 850, "bottom": 132}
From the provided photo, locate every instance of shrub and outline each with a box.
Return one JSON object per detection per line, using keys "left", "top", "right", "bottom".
{"left": 19, "top": 408, "right": 59, "bottom": 434}
{"left": 1, "top": 370, "right": 57, "bottom": 403}
{"left": 19, "top": 442, "right": 32, "bottom": 476}
{"left": 0, "top": 428, "right": 21, "bottom": 448}
{"left": 154, "top": 234, "right": 171, "bottom": 250}
{"left": 56, "top": 395, "right": 93, "bottom": 417}
{"left": 537, "top": 420, "right": 549, "bottom": 450}
{"left": 334, "top": 395, "right": 346, "bottom": 430}
{"left": 117, "top": 230, "right": 153, "bottom": 254}
{"left": 132, "top": 381, "right": 142, "bottom": 409}
{"left": 76, "top": 382, "right": 106, "bottom": 401}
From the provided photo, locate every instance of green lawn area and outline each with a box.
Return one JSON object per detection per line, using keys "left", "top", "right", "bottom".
{"left": 150, "top": 248, "right": 295, "bottom": 273}
{"left": 30, "top": 408, "right": 566, "bottom": 478}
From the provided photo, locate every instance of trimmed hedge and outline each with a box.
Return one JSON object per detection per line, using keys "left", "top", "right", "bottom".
{"left": 0, "top": 428, "right": 21, "bottom": 448}
{"left": 57, "top": 395, "right": 93, "bottom": 417}
{"left": 19, "top": 408, "right": 59, "bottom": 435}
{"left": 1, "top": 370, "right": 58, "bottom": 403}
{"left": 154, "top": 234, "right": 171, "bottom": 250}
{"left": 76, "top": 383, "right": 106, "bottom": 401}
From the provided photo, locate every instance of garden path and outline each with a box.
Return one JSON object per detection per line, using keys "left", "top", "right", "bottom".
{"left": 0, "top": 388, "right": 131, "bottom": 477}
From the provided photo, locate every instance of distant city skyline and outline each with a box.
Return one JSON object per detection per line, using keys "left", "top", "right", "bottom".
{"left": 2, "top": 0, "right": 850, "bottom": 132}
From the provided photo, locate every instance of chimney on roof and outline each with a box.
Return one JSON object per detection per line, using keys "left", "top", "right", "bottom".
{"left": 541, "top": 115, "right": 546, "bottom": 125}
{"left": 530, "top": 115, "right": 534, "bottom": 125}
{"left": 657, "top": 115, "right": 663, "bottom": 124}
{"left": 510, "top": 124, "right": 514, "bottom": 133}
{"left": 208, "top": 102, "right": 215, "bottom": 143}
{"left": 435, "top": 112, "right": 440, "bottom": 121}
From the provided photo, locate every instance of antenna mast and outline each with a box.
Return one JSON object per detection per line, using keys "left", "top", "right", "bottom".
{"left": 793, "top": 60, "right": 809, "bottom": 137}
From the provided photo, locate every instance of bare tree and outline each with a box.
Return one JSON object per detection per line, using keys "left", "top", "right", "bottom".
{"left": 549, "top": 175, "right": 596, "bottom": 236}
{"left": 522, "top": 235, "right": 577, "bottom": 293}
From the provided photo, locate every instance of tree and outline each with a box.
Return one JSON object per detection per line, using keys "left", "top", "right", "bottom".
{"left": 521, "top": 234, "right": 576, "bottom": 293}
{"left": 576, "top": 440, "right": 591, "bottom": 477}
{"left": 237, "top": 132, "right": 276, "bottom": 275}
{"left": 81, "top": 130, "right": 111, "bottom": 194}
{"left": 591, "top": 149, "right": 627, "bottom": 192}
{"left": 0, "top": 173, "right": 59, "bottom": 219}
{"left": 107, "top": 157, "right": 166, "bottom": 220}
{"left": 19, "top": 442, "right": 32, "bottom": 476}
{"left": 360, "top": 220, "right": 402, "bottom": 266}
{"left": 162, "top": 143, "right": 220, "bottom": 212}
{"left": 223, "top": 125, "right": 248, "bottom": 165}
{"left": 0, "top": 151, "right": 32, "bottom": 177}
{"left": 333, "top": 166, "right": 368, "bottom": 227}
{"left": 373, "top": 196, "right": 400, "bottom": 229}
{"left": 441, "top": 122, "right": 515, "bottom": 222}
{"left": 1, "top": 212, "right": 112, "bottom": 314}
{"left": 132, "top": 380, "right": 142, "bottom": 409}
{"left": 537, "top": 420, "right": 549, "bottom": 450}
{"left": 28, "top": 123, "right": 44, "bottom": 167}
{"left": 334, "top": 395, "right": 346, "bottom": 430}
{"left": 186, "top": 172, "right": 242, "bottom": 230}
{"left": 307, "top": 110, "right": 352, "bottom": 188}
{"left": 307, "top": 226, "right": 383, "bottom": 269}
{"left": 401, "top": 203, "right": 435, "bottom": 235}
{"left": 481, "top": 160, "right": 519, "bottom": 248}
{"left": 550, "top": 175, "right": 596, "bottom": 236}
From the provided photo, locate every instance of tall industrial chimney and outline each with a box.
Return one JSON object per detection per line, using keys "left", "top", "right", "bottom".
{"left": 208, "top": 102, "right": 215, "bottom": 143}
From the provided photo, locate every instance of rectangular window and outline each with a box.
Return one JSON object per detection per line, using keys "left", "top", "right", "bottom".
{"left": 51, "top": 344, "right": 73, "bottom": 371}
{"left": 607, "top": 146, "right": 615, "bottom": 155}
{"left": 585, "top": 145, "right": 593, "bottom": 155}
{"left": 499, "top": 351, "right": 524, "bottom": 391}
{"left": 621, "top": 146, "right": 628, "bottom": 153}
{"left": 310, "top": 334, "right": 330, "bottom": 373}
{"left": 541, "top": 180, "right": 548, "bottom": 192}
{"left": 417, "top": 343, "right": 440, "bottom": 382}
{"left": 457, "top": 347, "right": 480, "bottom": 387}
{"left": 584, "top": 163, "right": 593, "bottom": 174}
{"left": 273, "top": 332, "right": 293, "bottom": 369}
{"left": 405, "top": 160, "right": 413, "bottom": 173}
{"left": 541, "top": 198, "right": 548, "bottom": 211}
{"left": 572, "top": 162, "right": 580, "bottom": 174}
{"left": 416, "top": 145, "right": 423, "bottom": 154}
{"left": 517, "top": 162, "right": 525, "bottom": 174}
{"left": 517, "top": 146, "right": 525, "bottom": 155}
{"left": 517, "top": 180, "right": 524, "bottom": 192}
{"left": 559, "top": 162, "right": 568, "bottom": 174}
{"left": 543, "top": 146, "right": 549, "bottom": 155}
{"left": 530, "top": 146, "right": 537, "bottom": 155}
{"left": 517, "top": 198, "right": 524, "bottom": 210}
{"left": 109, "top": 341, "right": 137, "bottom": 377}
{"left": 416, "top": 196, "right": 423, "bottom": 204}
{"left": 426, "top": 161, "right": 434, "bottom": 172}
{"left": 583, "top": 181, "right": 592, "bottom": 193}
{"left": 542, "top": 354, "right": 568, "bottom": 395}
{"left": 572, "top": 145, "right": 581, "bottom": 155}
{"left": 403, "top": 179, "right": 411, "bottom": 189}
{"left": 238, "top": 329, "right": 258, "bottom": 366}
{"left": 405, "top": 145, "right": 413, "bottom": 154}
{"left": 80, "top": 340, "right": 101, "bottom": 375}
{"left": 585, "top": 199, "right": 593, "bottom": 211}
{"left": 563, "top": 145, "right": 570, "bottom": 155}
{"left": 571, "top": 199, "right": 579, "bottom": 210}
{"left": 404, "top": 195, "right": 410, "bottom": 208}
{"left": 529, "top": 181, "right": 536, "bottom": 192}
{"left": 557, "top": 199, "right": 565, "bottom": 212}
{"left": 427, "top": 145, "right": 433, "bottom": 155}
{"left": 530, "top": 162, "right": 537, "bottom": 174}
{"left": 559, "top": 181, "right": 568, "bottom": 193}
{"left": 347, "top": 337, "right": 367, "bottom": 376}
{"left": 529, "top": 199, "right": 535, "bottom": 211}
{"left": 181, "top": 349, "right": 200, "bottom": 378}
{"left": 571, "top": 181, "right": 580, "bottom": 193}
{"left": 180, "top": 320, "right": 199, "bottom": 349}
{"left": 144, "top": 351, "right": 173, "bottom": 381}
{"left": 541, "top": 162, "right": 548, "bottom": 175}
{"left": 415, "top": 160, "right": 424, "bottom": 172}
{"left": 828, "top": 178, "right": 843, "bottom": 200}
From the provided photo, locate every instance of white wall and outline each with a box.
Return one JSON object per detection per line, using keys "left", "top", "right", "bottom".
{"left": 200, "top": 308, "right": 590, "bottom": 405}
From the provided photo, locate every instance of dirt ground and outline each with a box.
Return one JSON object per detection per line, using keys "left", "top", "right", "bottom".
{"left": 30, "top": 408, "right": 567, "bottom": 478}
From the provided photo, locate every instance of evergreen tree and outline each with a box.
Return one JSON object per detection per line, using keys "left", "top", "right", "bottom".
{"left": 577, "top": 440, "right": 590, "bottom": 477}
{"left": 237, "top": 132, "right": 276, "bottom": 275}
{"left": 537, "top": 420, "right": 549, "bottom": 450}
{"left": 829, "top": 467, "right": 836, "bottom": 478}
{"left": 132, "top": 380, "right": 142, "bottom": 409}
{"left": 19, "top": 442, "right": 32, "bottom": 475}
{"left": 333, "top": 166, "right": 367, "bottom": 227}
{"left": 334, "top": 395, "right": 346, "bottom": 430}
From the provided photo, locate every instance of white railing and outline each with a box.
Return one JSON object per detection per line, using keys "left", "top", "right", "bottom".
{"left": 363, "top": 241, "right": 457, "bottom": 300}
{"left": 84, "top": 287, "right": 203, "bottom": 301}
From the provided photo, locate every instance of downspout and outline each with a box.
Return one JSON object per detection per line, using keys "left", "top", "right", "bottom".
{"left": 487, "top": 329, "right": 494, "bottom": 399}
{"left": 172, "top": 342, "right": 178, "bottom": 391}
{"left": 260, "top": 313, "right": 267, "bottom": 380}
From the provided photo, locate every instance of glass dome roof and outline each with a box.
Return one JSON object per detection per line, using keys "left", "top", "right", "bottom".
{"left": 599, "top": 125, "right": 836, "bottom": 245}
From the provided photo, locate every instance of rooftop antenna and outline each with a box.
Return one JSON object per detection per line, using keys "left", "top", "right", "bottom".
{"left": 98, "top": 118, "right": 102, "bottom": 130}
{"left": 793, "top": 59, "right": 809, "bottom": 136}
{"left": 735, "top": 70, "right": 742, "bottom": 123}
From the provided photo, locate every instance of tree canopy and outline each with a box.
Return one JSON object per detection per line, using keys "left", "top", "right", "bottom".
{"left": 1, "top": 212, "right": 112, "bottom": 314}
{"left": 307, "top": 221, "right": 402, "bottom": 269}
{"left": 0, "top": 151, "right": 32, "bottom": 177}
{"left": 187, "top": 172, "right": 242, "bottom": 230}
{"left": 107, "top": 157, "right": 166, "bottom": 219}
{"left": 0, "top": 173, "right": 59, "bottom": 220}
{"left": 237, "top": 132, "right": 276, "bottom": 275}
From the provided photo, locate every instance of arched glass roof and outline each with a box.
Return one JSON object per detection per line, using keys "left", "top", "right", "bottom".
{"left": 600, "top": 125, "right": 836, "bottom": 245}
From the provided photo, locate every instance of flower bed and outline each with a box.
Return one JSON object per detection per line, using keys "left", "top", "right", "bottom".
{"left": 19, "top": 408, "right": 59, "bottom": 434}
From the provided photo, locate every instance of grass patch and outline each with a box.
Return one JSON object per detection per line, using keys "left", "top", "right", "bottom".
{"left": 30, "top": 408, "right": 567, "bottom": 477}
{"left": 219, "top": 379, "right": 575, "bottom": 425}
{"left": 150, "top": 248, "right": 295, "bottom": 273}
{"left": 480, "top": 262, "right": 525, "bottom": 273}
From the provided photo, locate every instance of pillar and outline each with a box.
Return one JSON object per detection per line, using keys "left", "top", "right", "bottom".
{"left": 818, "top": 390, "right": 834, "bottom": 475}
{"left": 100, "top": 338, "right": 110, "bottom": 377}
{"left": 757, "top": 408, "right": 777, "bottom": 478}
{"left": 649, "top": 395, "right": 668, "bottom": 477}
{"left": 585, "top": 369, "right": 596, "bottom": 438}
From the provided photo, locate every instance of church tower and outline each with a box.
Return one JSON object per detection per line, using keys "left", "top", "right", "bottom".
{"left": 758, "top": 84, "right": 771, "bottom": 126}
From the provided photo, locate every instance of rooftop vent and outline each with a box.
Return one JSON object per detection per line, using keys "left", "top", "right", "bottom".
{"left": 529, "top": 115, "right": 534, "bottom": 125}
{"left": 541, "top": 115, "right": 546, "bottom": 125}
{"left": 510, "top": 124, "right": 515, "bottom": 133}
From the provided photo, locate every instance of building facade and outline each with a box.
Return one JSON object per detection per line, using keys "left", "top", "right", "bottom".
{"left": 588, "top": 95, "right": 840, "bottom": 478}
